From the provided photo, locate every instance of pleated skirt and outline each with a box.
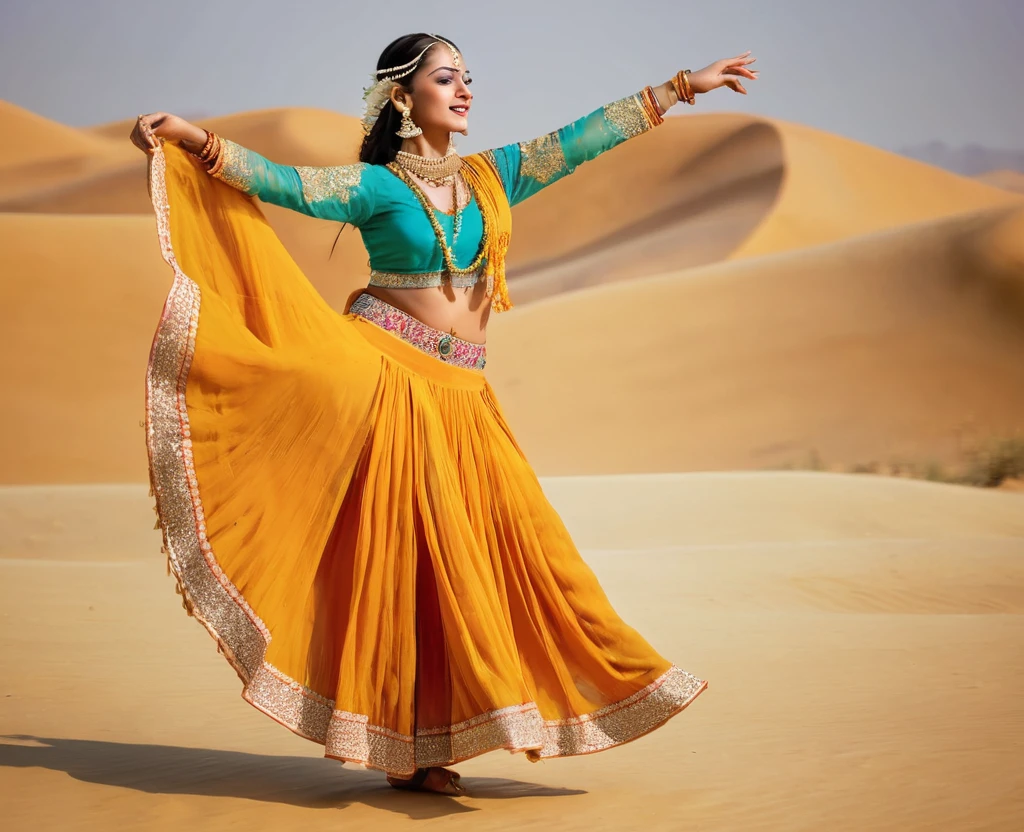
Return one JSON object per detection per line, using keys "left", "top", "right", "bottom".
{"left": 145, "top": 145, "right": 706, "bottom": 777}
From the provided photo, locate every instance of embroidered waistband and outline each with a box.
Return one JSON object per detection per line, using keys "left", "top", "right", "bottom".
{"left": 349, "top": 293, "right": 487, "bottom": 371}
{"left": 368, "top": 268, "right": 482, "bottom": 289}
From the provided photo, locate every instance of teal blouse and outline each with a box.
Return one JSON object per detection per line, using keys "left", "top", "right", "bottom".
{"left": 210, "top": 90, "right": 660, "bottom": 288}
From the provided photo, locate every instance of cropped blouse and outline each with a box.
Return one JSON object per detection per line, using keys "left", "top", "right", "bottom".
{"left": 208, "top": 90, "right": 663, "bottom": 290}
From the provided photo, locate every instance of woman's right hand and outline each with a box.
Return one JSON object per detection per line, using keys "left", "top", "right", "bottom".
{"left": 130, "top": 113, "right": 208, "bottom": 155}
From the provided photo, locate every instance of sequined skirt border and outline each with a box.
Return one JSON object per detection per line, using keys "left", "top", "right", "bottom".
{"left": 145, "top": 147, "right": 706, "bottom": 777}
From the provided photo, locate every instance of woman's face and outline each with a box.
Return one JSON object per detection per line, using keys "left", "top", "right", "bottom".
{"left": 396, "top": 44, "right": 472, "bottom": 136}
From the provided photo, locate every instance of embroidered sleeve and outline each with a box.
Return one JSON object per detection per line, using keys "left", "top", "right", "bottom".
{"left": 209, "top": 139, "right": 376, "bottom": 225}
{"left": 484, "top": 90, "right": 662, "bottom": 207}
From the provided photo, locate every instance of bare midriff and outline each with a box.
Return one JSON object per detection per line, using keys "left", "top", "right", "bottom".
{"left": 365, "top": 282, "right": 491, "bottom": 344}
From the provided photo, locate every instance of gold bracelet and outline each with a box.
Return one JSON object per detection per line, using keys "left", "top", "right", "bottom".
{"left": 203, "top": 134, "right": 225, "bottom": 174}
{"left": 671, "top": 70, "right": 694, "bottom": 106}
{"left": 643, "top": 86, "right": 663, "bottom": 116}
{"left": 670, "top": 73, "right": 686, "bottom": 105}
{"left": 186, "top": 129, "right": 215, "bottom": 160}
{"left": 640, "top": 86, "right": 665, "bottom": 125}
{"left": 681, "top": 70, "right": 695, "bottom": 105}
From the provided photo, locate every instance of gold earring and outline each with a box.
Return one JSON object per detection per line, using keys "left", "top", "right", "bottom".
{"left": 396, "top": 103, "right": 422, "bottom": 139}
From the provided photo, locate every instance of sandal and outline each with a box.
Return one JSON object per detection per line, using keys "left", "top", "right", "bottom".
{"left": 387, "top": 766, "right": 467, "bottom": 796}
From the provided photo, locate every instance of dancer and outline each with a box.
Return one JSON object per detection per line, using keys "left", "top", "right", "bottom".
{"left": 131, "top": 33, "right": 756, "bottom": 796}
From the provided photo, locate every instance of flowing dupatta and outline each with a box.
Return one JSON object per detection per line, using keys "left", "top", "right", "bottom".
{"left": 145, "top": 142, "right": 705, "bottom": 778}
{"left": 146, "top": 141, "right": 386, "bottom": 702}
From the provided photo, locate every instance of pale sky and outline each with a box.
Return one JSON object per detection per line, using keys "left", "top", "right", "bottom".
{"left": 1, "top": 0, "right": 1021, "bottom": 156}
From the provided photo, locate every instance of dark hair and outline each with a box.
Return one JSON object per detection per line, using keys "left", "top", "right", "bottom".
{"left": 358, "top": 33, "right": 461, "bottom": 166}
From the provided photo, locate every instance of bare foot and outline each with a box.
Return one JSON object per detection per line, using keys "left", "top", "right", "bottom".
{"left": 387, "top": 766, "right": 466, "bottom": 796}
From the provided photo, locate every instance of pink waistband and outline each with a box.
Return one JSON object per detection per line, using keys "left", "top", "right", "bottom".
{"left": 348, "top": 293, "right": 487, "bottom": 371}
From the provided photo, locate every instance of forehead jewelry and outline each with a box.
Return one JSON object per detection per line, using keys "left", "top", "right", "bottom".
{"left": 361, "top": 38, "right": 464, "bottom": 134}
{"left": 429, "top": 34, "right": 461, "bottom": 68}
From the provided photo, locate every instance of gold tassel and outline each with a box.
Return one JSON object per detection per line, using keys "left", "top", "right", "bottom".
{"left": 488, "top": 231, "right": 512, "bottom": 313}
{"left": 462, "top": 153, "right": 514, "bottom": 313}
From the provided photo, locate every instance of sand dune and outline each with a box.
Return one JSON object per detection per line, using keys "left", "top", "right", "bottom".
{"left": 8, "top": 106, "right": 1017, "bottom": 300}
{"left": 90, "top": 108, "right": 367, "bottom": 166}
{"left": 1, "top": 472, "right": 1021, "bottom": 830}
{"left": 507, "top": 116, "right": 1021, "bottom": 301}
{"left": 0, "top": 108, "right": 366, "bottom": 215}
{"left": 0, "top": 101, "right": 120, "bottom": 168}
{"left": 0, "top": 102, "right": 137, "bottom": 203}
{"left": 487, "top": 203, "right": 1024, "bottom": 475}
{"left": 728, "top": 119, "right": 1022, "bottom": 258}
{"left": 977, "top": 168, "right": 1024, "bottom": 195}
{"left": 505, "top": 115, "right": 786, "bottom": 303}
{"left": 1, "top": 103, "right": 1022, "bottom": 484}
{"left": 0, "top": 212, "right": 168, "bottom": 483}
{"left": 7, "top": 199, "right": 1023, "bottom": 483}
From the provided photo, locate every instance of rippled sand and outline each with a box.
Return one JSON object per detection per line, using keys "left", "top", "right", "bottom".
{"left": 2, "top": 473, "right": 1022, "bottom": 831}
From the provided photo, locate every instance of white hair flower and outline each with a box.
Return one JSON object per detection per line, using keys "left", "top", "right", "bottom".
{"left": 361, "top": 77, "right": 398, "bottom": 135}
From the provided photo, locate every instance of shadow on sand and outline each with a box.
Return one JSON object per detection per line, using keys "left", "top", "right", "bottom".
{"left": 0, "top": 734, "right": 584, "bottom": 818}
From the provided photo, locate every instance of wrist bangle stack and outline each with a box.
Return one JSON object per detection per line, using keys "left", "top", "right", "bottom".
{"left": 640, "top": 86, "right": 666, "bottom": 127}
{"left": 194, "top": 130, "right": 215, "bottom": 158}
{"left": 671, "top": 70, "right": 696, "bottom": 106}
{"left": 188, "top": 130, "right": 222, "bottom": 169}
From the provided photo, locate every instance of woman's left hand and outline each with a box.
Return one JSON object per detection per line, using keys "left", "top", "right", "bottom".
{"left": 688, "top": 52, "right": 759, "bottom": 95}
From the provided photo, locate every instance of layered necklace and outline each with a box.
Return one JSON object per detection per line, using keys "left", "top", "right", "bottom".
{"left": 394, "top": 149, "right": 462, "bottom": 187}
{"left": 389, "top": 150, "right": 488, "bottom": 277}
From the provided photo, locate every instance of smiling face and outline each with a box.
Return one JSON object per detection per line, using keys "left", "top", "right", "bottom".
{"left": 392, "top": 42, "right": 473, "bottom": 137}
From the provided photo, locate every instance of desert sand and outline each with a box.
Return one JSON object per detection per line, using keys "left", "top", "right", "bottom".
{"left": 2, "top": 98, "right": 1023, "bottom": 830}
{"left": 2, "top": 473, "right": 1023, "bottom": 831}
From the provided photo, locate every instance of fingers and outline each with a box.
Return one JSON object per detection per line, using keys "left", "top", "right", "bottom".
{"left": 132, "top": 113, "right": 162, "bottom": 153}
{"left": 720, "top": 54, "right": 757, "bottom": 70}
{"left": 724, "top": 77, "right": 747, "bottom": 95}
{"left": 699, "top": 52, "right": 759, "bottom": 96}
{"left": 142, "top": 117, "right": 160, "bottom": 149}
{"left": 724, "top": 66, "right": 759, "bottom": 80}
{"left": 129, "top": 121, "right": 148, "bottom": 153}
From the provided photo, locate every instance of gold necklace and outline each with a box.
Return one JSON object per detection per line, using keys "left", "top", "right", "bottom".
{"left": 387, "top": 162, "right": 488, "bottom": 276}
{"left": 394, "top": 150, "right": 463, "bottom": 187}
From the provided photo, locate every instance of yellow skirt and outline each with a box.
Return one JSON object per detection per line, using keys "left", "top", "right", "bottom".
{"left": 145, "top": 144, "right": 706, "bottom": 777}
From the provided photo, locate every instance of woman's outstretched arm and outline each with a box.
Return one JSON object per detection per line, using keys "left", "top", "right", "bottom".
{"left": 130, "top": 113, "right": 376, "bottom": 226}
{"left": 482, "top": 52, "right": 758, "bottom": 206}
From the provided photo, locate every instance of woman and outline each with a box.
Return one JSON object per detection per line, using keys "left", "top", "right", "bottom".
{"left": 132, "top": 33, "right": 756, "bottom": 796}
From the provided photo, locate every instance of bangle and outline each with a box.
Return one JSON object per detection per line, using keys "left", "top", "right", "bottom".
{"left": 640, "top": 86, "right": 665, "bottom": 127}
{"left": 670, "top": 73, "right": 687, "bottom": 106}
{"left": 197, "top": 133, "right": 224, "bottom": 171}
{"left": 672, "top": 70, "right": 695, "bottom": 105}
{"left": 187, "top": 130, "right": 223, "bottom": 166}
{"left": 206, "top": 134, "right": 227, "bottom": 176}
{"left": 187, "top": 130, "right": 214, "bottom": 159}
{"left": 647, "top": 85, "right": 665, "bottom": 116}
{"left": 680, "top": 70, "right": 695, "bottom": 105}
